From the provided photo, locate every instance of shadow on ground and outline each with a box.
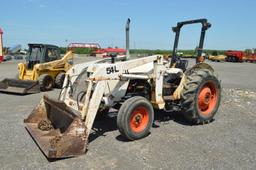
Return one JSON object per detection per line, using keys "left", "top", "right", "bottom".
{"left": 89, "top": 109, "right": 194, "bottom": 143}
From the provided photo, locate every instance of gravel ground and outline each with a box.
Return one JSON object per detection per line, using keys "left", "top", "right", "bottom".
{"left": 0, "top": 58, "right": 255, "bottom": 170}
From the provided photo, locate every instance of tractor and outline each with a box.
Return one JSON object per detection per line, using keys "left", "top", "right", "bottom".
{"left": 24, "top": 18, "right": 221, "bottom": 159}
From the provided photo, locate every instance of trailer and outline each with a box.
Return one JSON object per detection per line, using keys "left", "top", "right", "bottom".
{"left": 225, "top": 50, "right": 244, "bottom": 62}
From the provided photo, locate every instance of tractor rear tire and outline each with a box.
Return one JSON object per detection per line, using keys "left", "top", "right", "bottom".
{"left": 55, "top": 72, "right": 65, "bottom": 88}
{"left": 181, "top": 69, "right": 221, "bottom": 124}
{"left": 39, "top": 74, "right": 54, "bottom": 91}
{"left": 117, "top": 96, "right": 154, "bottom": 140}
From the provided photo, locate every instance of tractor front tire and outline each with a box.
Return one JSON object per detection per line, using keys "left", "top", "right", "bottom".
{"left": 39, "top": 74, "right": 54, "bottom": 91}
{"left": 181, "top": 69, "right": 221, "bottom": 124}
{"left": 117, "top": 96, "right": 154, "bottom": 140}
{"left": 55, "top": 72, "right": 65, "bottom": 88}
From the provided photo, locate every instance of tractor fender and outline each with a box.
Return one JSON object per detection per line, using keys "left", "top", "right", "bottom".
{"left": 171, "top": 63, "right": 214, "bottom": 101}
{"left": 185, "top": 62, "right": 214, "bottom": 76}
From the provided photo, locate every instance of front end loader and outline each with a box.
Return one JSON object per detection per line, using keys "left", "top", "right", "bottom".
{"left": 25, "top": 18, "right": 221, "bottom": 159}
{"left": 0, "top": 44, "right": 73, "bottom": 94}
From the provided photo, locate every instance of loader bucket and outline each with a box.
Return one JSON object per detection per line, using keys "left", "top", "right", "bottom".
{"left": 24, "top": 95, "right": 87, "bottom": 159}
{"left": 0, "top": 78, "right": 40, "bottom": 94}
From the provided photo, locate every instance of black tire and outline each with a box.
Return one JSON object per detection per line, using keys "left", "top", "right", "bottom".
{"left": 181, "top": 69, "right": 221, "bottom": 124}
{"left": 39, "top": 74, "right": 54, "bottom": 91}
{"left": 235, "top": 57, "right": 238, "bottom": 62}
{"left": 117, "top": 96, "right": 154, "bottom": 140}
{"left": 55, "top": 72, "right": 65, "bottom": 88}
{"left": 233, "top": 57, "right": 237, "bottom": 62}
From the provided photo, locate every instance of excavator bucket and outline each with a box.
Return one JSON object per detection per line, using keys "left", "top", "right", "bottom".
{"left": 24, "top": 95, "right": 88, "bottom": 159}
{"left": 0, "top": 78, "right": 40, "bottom": 94}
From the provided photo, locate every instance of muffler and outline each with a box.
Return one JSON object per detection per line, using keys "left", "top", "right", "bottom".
{"left": 24, "top": 95, "right": 88, "bottom": 159}
{"left": 0, "top": 78, "right": 40, "bottom": 94}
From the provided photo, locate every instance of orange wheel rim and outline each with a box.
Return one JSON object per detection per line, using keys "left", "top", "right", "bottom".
{"left": 130, "top": 107, "right": 149, "bottom": 133}
{"left": 197, "top": 81, "right": 218, "bottom": 116}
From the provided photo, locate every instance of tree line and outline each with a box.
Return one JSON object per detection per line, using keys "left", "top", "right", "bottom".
{"left": 59, "top": 47, "right": 226, "bottom": 56}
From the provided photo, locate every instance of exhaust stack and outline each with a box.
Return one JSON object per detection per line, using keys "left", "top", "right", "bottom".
{"left": 125, "top": 18, "right": 130, "bottom": 60}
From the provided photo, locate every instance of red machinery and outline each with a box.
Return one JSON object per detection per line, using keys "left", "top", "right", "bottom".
{"left": 67, "top": 43, "right": 101, "bottom": 50}
{"left": 94, "top": 47, "right": 126, "bottom": 58}
{"left": 225, "top": 50, "right": 256, "bottom": 63}
{"left": 244, "top": 49, "right": 256, "bottom": 63}
{"left": 67, "top": 43, "right": 101, "bottom": 56}
{"left": 225, "top": 50, "right": 244, "bottom": 62}
{"left": 246, "top": 54, "right": 256, "bottom": 62}
{"left": 0, "top": 28, "right": 3, "bottom": 62}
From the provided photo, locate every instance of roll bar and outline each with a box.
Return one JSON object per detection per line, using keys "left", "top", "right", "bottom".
{"left": 170, "top": 19, "right": 211, "bottom": 66}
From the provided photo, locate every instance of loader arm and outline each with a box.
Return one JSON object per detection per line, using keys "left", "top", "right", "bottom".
{"left": 17, "top": 62, "right": 27, "bottom": 79}
{"left": 35, "top": 51, "right": 73, "bottom": 72}
{"left": 60, "top": 55, "right": 163, "bottom": 113}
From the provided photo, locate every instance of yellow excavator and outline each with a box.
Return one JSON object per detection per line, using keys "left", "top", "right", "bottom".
{"left": 0, "top": 44, "right": 73, "bottom": 94}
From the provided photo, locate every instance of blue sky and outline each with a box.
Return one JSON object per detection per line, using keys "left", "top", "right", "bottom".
{"left": 0, "top": 0, "right": 255, "bottom": 50}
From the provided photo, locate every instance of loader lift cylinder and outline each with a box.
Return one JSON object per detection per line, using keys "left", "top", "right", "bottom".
{"left": 170, "top": 19, "right": 211, "bottom": 66}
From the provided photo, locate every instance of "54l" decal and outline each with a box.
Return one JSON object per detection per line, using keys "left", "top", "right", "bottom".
{"left": 106, "top": 66, "right": 119, "bottom": 74}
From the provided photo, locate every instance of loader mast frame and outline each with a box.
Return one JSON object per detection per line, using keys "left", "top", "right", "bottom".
{"left": 171, "top": 19, "right": 211, "bottom": 66}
